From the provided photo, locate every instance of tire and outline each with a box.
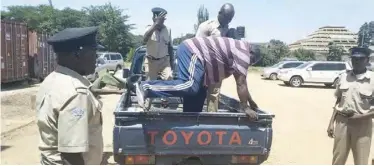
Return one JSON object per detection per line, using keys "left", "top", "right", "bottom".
{"left": 332, "top": 78, "right": 339, "bottom": 88}
{"left": 324, "top": 83, "right": 333, "bottom": 87}
{"left": 289, "top": 76, "right": 303, "bottom": 87}
{"left": 283, "top": 81, "right": 290, "bottom": 86}
{"left": 269, "top": 73, "right": 277, "bottom": 80}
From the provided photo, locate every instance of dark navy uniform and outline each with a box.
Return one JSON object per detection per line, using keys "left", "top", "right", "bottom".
{"left": 36, "top": 27, "right": 104, "bottom": 165}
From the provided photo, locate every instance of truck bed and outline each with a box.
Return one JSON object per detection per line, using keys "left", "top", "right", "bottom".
{"left": 113, "top": 93, "right": 275, "bottom": 164}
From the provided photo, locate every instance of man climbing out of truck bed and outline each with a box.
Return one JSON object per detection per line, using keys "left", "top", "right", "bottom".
{"left": 135, "top": 36, "right": 260, "bottom": 120}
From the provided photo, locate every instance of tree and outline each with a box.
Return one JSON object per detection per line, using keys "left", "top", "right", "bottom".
{"left": 194, "top": 5, "right": 209, "bottom": 33}
{"left": 126, "top": 47, "right": 135, "bottom": 62}
{"left": 267, "top": 39, "right": 290, "bottom": 60}
{"left": 327, "top": 42, "right": 344, "bottom": 61}
{"left": 290, "top": 49, "right": 316, "bottom": 61}
{"left": 172, "top": 33, "right": 195, "bottom": 45}
{"left": 83, "top": 3, "right": 134, "bottom": 56}
{"left": 358, "top": 21, "right": 374, "bottom": 48}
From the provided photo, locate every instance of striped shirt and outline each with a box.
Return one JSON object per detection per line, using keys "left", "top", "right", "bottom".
{"left": 183, "top": 37, "right": 252, "bottom": 86}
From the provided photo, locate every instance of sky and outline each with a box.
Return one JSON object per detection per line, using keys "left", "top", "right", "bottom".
{"left": 2, "top": 0, "right": 374, "bottom": 44}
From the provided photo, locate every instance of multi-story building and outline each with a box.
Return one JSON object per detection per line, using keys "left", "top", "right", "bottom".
{"left": 289, "top": 26, "right": 358, "bottom": 55}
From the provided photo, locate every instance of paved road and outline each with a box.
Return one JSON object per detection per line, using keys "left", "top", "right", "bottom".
{"left": 0, "top": 73, "right": 362, "bottom": 164}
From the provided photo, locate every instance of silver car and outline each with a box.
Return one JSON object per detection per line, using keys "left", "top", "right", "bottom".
{"left": 261, "top": 61, "right": 305, "bottom": 80}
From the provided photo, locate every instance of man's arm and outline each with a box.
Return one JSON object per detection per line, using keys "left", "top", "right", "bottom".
{"left": 58, "top": 91, "right": 90, "bottom": 165}
{"left": 233, "top": 72, "right": 258, "bottom": 110}
{"left": 143, "top": 25, "right": 157, "bottom": 43}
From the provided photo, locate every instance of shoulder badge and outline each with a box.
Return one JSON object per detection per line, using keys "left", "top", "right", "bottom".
{"left": 71, "top": 107, "right": 84, "bottom": 118}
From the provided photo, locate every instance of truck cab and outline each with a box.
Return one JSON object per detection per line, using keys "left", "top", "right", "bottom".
{"left": 113, "top": 46, "right": 275, "bottom": 165}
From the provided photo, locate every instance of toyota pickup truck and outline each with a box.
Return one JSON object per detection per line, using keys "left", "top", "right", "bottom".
{"left": 113, "top": 46, "right": 275, "bottom": 165}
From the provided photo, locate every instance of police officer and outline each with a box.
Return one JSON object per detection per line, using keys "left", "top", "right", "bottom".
{"left": 143, "top": 7, "right": 174, "bottom": 81}
{"left": 36, "top": 27, "right": 103, "bottom": 165}
{"left": 327, "top": 47, "right": 374, "bottom": 165}
{"left": 195, "top": 3, "right": 236, "bottom": 113}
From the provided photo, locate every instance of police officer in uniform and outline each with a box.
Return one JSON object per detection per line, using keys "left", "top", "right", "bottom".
{"left": 327, "top": 47, "right": 374, "bottom": 165}
{"left": 143, "top": 7, "right": 174, "bottom": 81}
{"left": 36, "top": 27, "right": 103, "bottom": 165}
{"left": 195, "top": 3, "right": 237, "bottom": 113}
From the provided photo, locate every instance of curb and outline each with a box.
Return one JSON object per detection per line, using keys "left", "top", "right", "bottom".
{"left": 1, "top": 120, "right": 36, "bottom": 137}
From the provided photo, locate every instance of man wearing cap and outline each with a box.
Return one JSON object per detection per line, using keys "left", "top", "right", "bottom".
{"left": 195, "top": 3, "right": 237, "bottom": 113}
{"left": 35, "top": 27, "right": 103, "bottom": 165}
{"left": 143, "top": 7, "right": 174, "bottom": 81}
{"left": 327, "top": 47, "right": 374, "bottom": 165}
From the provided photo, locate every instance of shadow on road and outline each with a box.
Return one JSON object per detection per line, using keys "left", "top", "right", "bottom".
{"left": 1, "top": 80, "right": 39, "bottom": 92}
{"left": 1, "top": 145, "right": 12, "bottom": 151}
{"left": 277, "top": 84, "right": 334, "bottom": 89}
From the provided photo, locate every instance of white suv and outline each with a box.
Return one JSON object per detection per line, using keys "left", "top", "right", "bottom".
{"left": 278, "top": 61, "right": 351, "bottom": 87}
{"left": 261, "top": 61, "right": 305, "bottom": 80}
{"left": 97, "top": 52, "right": 124, "bottom": 71}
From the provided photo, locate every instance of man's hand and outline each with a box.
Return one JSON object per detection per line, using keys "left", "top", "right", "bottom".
{"left": 245, "top": 109, "right": 258, "bottom": 121}
{"left": 154, "top": 12, "right": 166, "bottom": 27}
{"left": 327, "top": 123, "right": 334, "bottom": 138}
{"left": 242, "top": 106, "right": 257, "bottom": 121}
{"left": 349, "top": 113, "right": 366, "bottom": 120}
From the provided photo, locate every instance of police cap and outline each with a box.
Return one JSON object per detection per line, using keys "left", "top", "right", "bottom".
{"left": 349, "top": 47, "right": 372, "bottom": 58}
{"left": 152, "top": 7, "right": 167, "bottom": 17}
{"left": 47, "top": 26, "right": 99, "bottom": 53}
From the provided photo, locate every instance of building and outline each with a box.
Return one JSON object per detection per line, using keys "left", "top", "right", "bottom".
{"left": 289, "top": 26, "right": 358, "bottom": 55}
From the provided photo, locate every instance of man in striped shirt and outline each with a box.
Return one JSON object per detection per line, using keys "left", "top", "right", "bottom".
{"left": 135, "top": 36, "right": 259, "bottom": 120}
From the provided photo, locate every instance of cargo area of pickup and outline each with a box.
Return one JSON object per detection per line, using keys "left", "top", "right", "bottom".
{"left": 113, "top": 92, "right": 275, "bottom": 165}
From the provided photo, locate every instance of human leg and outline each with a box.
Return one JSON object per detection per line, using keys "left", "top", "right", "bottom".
{"left": 136, "top": 43, "right": 204, "bottom": 105}
{"left": 206, "top": 81, "right": 222, "bottom": 112}
{"left": 351, "top": 119, "right": 372, "bottom": 165}
{"left": 332, "top": 115, "right": 351, "bottom": 165}
{"left": 183, "top": 86, "right": 207, "bottom": 112}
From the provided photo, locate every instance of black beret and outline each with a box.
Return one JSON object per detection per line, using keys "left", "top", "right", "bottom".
{"left": 151, "top": 7, "right": 167, "bottom": 16}
{"left": 47, "top": 26, "right": 99, "bottom": 53}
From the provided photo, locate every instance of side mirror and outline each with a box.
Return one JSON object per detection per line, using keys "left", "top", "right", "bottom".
{"left": 122, "top": 68, "right": 130, "bottom": 78}
{"left": 306, "top": 67, "right": 312, "bottom": 71}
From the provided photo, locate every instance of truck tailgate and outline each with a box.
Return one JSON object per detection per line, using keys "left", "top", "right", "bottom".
{"left": 113, "top": 111, "right": 273, "bottom": 156}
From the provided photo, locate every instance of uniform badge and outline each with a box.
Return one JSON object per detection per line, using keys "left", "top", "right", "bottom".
{"left": 71, "top": 107, "right": 84, "bottom": 118}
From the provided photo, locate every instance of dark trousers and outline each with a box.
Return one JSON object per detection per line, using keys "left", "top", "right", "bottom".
{"left": 140, "top": 43, "right": 206, "bottom": 112}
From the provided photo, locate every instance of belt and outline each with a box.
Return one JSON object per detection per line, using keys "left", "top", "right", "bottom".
{"left": 147, "top": 55, "right": 166, "bottom": 61}
{"left": 336, "top": 111, "right": 354, "bottom": 117}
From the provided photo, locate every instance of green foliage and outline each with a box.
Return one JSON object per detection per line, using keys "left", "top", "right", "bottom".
{"left": 2, "top": 3, "right": 135, "bottom": 56}
{"left": 327, "top": 42, "right": 344, "bottom": 61}
{"left": 126, "top": 47, "right": 135, "bottom": 62}
{"left": 83, "top": 3, "right": 134, "bottom": 56}
{"left": 290, "top": 49, "right": 316, "bottom": 61}
{"left": 172, "top": 33, "right": 195, "bottom": 45}
{"left": 194, "top": 5, "right": 209, "bottom": 33}
{"left": 358, "top": 21, "right": 374, "bottom": 48}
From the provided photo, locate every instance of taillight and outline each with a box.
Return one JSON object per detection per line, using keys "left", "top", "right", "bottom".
{"left": 125, "top": 155, "right": 154, "bottom": 165}
{"left": 231, "top": 155, "right": 258, "bottom": 164}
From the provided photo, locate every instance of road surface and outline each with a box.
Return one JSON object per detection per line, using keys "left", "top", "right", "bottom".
{"left": 0, "top": 73, "right": 362, "bottom": 164}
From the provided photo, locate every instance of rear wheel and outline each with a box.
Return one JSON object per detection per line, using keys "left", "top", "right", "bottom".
{"left": 269, "top": 73, "right": 277, "bottom": 80}
{"left": 290, "top": 76, "right": 303, "bottom": 87}
{"left": 115, "top": 65, "right": 122, "bottom": 73}
{"left": 332, "top": 78, "right": 339, "bottom": 88}
{"left": 324, "top": 83, "right": 333, "bottom": 87}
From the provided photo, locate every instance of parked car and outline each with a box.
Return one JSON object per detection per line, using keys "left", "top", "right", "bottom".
{"left": 86, "top": 57, "right": 110, "bottom": 81}
{"left": 261, "top": 61, "right": 305, "bottom": 80}
{"left": 278, "top": 61, "right": 350, "bottom": 87}
{"left": 97, "top": 52, "right": 125, "bottom": 72}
